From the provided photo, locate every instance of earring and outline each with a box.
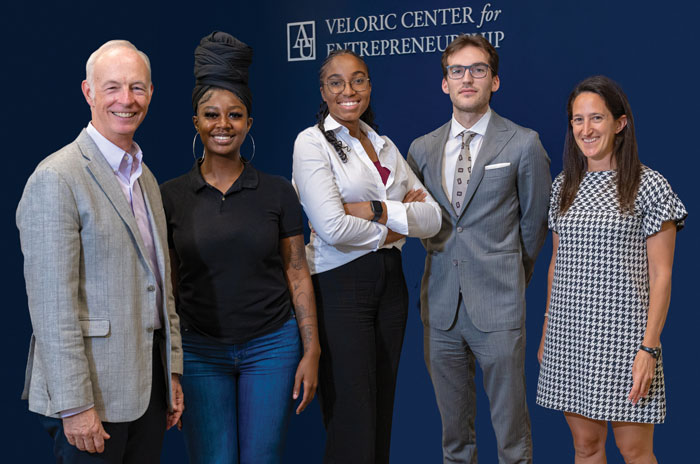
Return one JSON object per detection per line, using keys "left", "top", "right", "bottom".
{"left": 242, "top": 133, "right": 256, "bottom": 163}
{"left": 192, "top": 131, "right": 204, "bottom": 161}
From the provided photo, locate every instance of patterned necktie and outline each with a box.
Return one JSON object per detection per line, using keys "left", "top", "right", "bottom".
{"left": 451, "top": 131, "right": 476, "bottom": 215}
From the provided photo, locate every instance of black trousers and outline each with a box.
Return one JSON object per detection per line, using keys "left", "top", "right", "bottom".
{"left": 39, "top": 333, "right": 168, "bottom": 463}
{"left": 314, "top": 248, "right": 409, "bottom": 464}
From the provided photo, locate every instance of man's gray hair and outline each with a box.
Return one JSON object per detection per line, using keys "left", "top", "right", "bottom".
{"left": 85, "top": 40, "right": 152, "bottom": 91}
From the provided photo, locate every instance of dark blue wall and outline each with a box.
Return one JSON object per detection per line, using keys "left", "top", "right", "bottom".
{"left": 3, "top": 1, "right": 697, "bottom": 462}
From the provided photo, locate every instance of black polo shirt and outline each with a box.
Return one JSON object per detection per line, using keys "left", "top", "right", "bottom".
{"left": 160, "top": 161, "right": 303, "bottom": 344}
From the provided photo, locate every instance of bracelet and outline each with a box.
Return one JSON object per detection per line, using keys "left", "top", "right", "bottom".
{"left": 639, "top": 344, "right": 661, "bottom": 359}
{"left": 544, "top": 312, "right": 549, "bottom": 318}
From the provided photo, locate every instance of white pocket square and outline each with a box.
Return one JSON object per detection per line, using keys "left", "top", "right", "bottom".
{"left": 485, "top": 162, "right": 510, "bottom": 170}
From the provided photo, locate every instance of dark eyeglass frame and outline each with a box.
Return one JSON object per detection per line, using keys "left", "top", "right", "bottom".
{"left": 445, "top": 63, "right": 491, "bottom": 80}
{"left": 324, "top": 77, "right": 371, "bottom": 94}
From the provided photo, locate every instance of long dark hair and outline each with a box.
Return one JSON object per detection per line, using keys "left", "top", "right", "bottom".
{"left": 316, "top": 49, "right": 377, "bottom": 163}
{"left": 560, "top": 75, "right": 641, "bottom": 214}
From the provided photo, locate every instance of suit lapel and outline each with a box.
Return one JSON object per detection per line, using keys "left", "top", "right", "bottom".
{"left": 139, "top": 170, "right": 166, "bottom": 281}
{"left": 458, "top": 112, "right": 515, "bottom": 220}
{"left": 78, "top": 130, "right": 152, "bottom": 267}
{"left": 428, "top": 122, "right": 455, "bottom": 217}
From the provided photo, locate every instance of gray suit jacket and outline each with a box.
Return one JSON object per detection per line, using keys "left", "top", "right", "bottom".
{"left": 407, "top": 111, "right": 551, "bottom": 332}
{"left": 16, "top": 130, "right": 183, "bottom": 422}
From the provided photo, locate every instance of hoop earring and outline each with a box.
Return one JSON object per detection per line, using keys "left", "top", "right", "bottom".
{"left": 192, "top": 131, "right": 204, "bottom": 161}
{"left": 242, "top": 133, "right": 256, "bottom": 163}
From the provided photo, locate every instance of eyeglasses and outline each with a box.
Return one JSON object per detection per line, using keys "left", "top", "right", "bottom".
{"left": 324, "top": 77, "right": 371, "bottom": 94}
{"left": 445, "top": 63, "right": 491, "bottom": 80}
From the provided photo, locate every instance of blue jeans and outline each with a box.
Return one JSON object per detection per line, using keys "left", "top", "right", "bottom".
{"left": 180, "top": 317, "right": 301, "bottom": 464}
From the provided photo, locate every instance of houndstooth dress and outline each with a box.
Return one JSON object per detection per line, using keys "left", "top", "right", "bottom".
{"left": 536, "top": 166, "right": 687, "bottom": 423}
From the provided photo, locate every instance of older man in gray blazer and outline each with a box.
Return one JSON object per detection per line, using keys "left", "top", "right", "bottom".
{"left": 16, "top": 40, "right": 183, "bottom": 462}
{"left": 407, "top": 35, "right": 550, "bottom": 463}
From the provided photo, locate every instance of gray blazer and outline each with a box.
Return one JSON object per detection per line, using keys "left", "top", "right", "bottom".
{"left": 407, "top": 111, "right": 551, "bottom": 332}
{"left": 16, "top": 130, "right": 183, "bottom": 422}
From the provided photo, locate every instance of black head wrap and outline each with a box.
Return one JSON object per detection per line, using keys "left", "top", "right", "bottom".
{"left": 192, "top": 31, "right": 253, "bottom": 115}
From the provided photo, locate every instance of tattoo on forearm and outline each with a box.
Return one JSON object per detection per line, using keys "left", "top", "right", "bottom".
{"left": 294, "top": 291, "right": 309, "bottom": 313}
{"left": 292, "top": 287, "right": 318, "bottom": 354}
{"left": 301, "top": 326, "right": 314, "bottom": 353}
{"left": 290, "top": 239, "right": 305, "bottom": 271}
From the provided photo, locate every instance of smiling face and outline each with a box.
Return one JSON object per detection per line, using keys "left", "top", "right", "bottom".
{"left": 441, "top": 45, "right": 499, "bottom": 121}
{"left": 571, "top": 92, "right": 627, "bottom": 170}
{"left": 193, "top": 88, "right": 253, "bottom": 159}
{"left": 81, "top": 47, "right": 152, "bottom": 152}
{"left": 320, "top": 53, "right": 371, "bottom": 129}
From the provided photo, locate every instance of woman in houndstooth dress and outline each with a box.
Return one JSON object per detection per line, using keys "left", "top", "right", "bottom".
{"left": 536, "top": 76, "right": 686, "bottom": 462}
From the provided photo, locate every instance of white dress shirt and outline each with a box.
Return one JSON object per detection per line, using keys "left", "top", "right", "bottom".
{"left": 442, "top": 109, "right": 492, "bottom": 198}
{"left": 293, "top": 115, "right": 441, "bottom": 274}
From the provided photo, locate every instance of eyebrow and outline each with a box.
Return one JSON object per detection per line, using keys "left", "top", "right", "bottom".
{"left": 202, "top": 105, "right": 245, "bottom": 111}
{"left": 101, "top": 80, "right": 149, "bottom": 87}
{"left": 327, "top": 71, "right": 367, "bottom": 79}
{"left": 449, "top": 62, "right": 488, "bottom": 67}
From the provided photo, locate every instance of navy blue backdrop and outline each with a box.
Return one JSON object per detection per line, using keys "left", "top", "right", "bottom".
{"left": 2, "top": 1, "right": 698, "bottom": 462}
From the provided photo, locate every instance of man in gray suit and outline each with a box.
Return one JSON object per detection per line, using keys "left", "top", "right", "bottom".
{"left": 17, "top": 40, "right": 183, "bottom": 462}
{"left": 407, "top": 35, "right": 550, "bottom": 463}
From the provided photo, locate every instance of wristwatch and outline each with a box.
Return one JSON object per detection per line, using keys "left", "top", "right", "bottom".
{"left": 370, "top": 200, "right": 383, "bottom": 222}
{"left": 639, "top": 344, "right": 661, "bottom": 359}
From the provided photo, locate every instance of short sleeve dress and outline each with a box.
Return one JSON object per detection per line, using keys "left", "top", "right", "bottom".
{"left": 536, "top": 166, "right": 687, "bottom": 423}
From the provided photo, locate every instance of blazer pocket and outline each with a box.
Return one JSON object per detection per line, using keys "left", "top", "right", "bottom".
{"left": 483, "top": 164, "right": 513, "bottom": 179}
{"left": 79, "top": 319, "right": 110, "bottom": 337}
{"left": 485, "top": 249, "right": 519, "bottom": 256}
{"left": 484, "top": 162, "right": 510, "bottom": 170}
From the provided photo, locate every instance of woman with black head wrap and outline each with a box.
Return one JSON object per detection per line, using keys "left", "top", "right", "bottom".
{"left": 160, "top": 32, "right": 320, "bottom": 463}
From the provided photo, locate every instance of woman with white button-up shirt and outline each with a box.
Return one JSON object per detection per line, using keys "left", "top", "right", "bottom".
{"left": 292, "top": 49, "right": 441, "bottom": 464}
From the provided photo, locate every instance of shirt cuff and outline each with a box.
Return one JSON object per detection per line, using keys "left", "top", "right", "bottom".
{"left": 384, "top": 200, "right": 408, "bottom": 235}
{"left": 60, "top": 404, "right": 94, "bottom": 418}
{"left": 375, "top": 224, "right": 389, "bottom": 248}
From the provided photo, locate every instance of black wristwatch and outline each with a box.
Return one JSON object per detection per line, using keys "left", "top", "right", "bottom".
{"left": 639, "top": 344, "right": 661, "bottom": 359}
{"left": 370, "top": 200, "right": 383, "bottom": 222}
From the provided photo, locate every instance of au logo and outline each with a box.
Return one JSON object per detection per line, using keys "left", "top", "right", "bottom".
{"left": 287, "top": 21, "right": 316, "bottom": 61}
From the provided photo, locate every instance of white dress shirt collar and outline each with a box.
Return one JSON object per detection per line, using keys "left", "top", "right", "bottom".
{"left": 324, "top": 114, "right": 386, "bottom": 153}
{"left": 450, "top": 108, "right": 492, "bottom": 140}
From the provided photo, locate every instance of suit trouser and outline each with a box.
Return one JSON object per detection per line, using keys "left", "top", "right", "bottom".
{"left": 39, "top": 332, "right": 168, "bottom": 463}
{"left": 313, "top": 248, "right": 408, "bottom": 464}
{"left": 424, "top": 298, "right": 532, "bottom": 464}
